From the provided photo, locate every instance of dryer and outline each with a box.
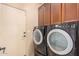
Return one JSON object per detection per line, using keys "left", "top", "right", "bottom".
{"left": 33, "top": 26, "right": 47, "bottom": 56}
{"left": 47, "top": 22, "right": 78, "bottom": 56}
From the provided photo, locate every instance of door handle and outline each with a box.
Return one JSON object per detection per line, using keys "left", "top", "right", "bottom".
{"left": 23, "top": 32, "right": 26, "bottom": 37}
{"left": 0, "top": 47, "right": 6, "bottom": 54}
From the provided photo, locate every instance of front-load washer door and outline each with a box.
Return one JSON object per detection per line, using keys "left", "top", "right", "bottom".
{"left": 47, "top": 29, "right": 73, "bottom": 55}
{"left": 33, "top": 29, "right": 43, "bottom": 45}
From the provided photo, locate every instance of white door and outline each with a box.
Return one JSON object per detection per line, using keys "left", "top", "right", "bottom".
{"left": 47, "top": 29, "right": 73, "bottom": 55}
{"left": 0, "top": 4, "right": 26, "bottom": 56}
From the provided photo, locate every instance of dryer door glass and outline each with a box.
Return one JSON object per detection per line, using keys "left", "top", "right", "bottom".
{"left": 47, "top": 29, "right": 73, "bottom": 55}
{"left": 33, "top": 29, "right": 43, "bottom": 45}
{"left": 49, "top": 32, "right": 68, "bottom": 51}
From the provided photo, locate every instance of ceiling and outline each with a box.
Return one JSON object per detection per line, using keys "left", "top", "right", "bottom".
{"left": 5, "top": 3, "right": 43, "bottom": 10}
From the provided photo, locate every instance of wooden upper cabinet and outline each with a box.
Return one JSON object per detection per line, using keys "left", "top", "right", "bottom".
{"left": 38, "top": 4, "right": 51, "bottom": 26}
{"left": 38, "top": 3, "right": 78, "bottom": 26}
{"left": 77, "top": 4, "right": 79, "bottom": 20}
{"left": 38, "top": 6, "right": 44, "bottom": 26}
{"left": 43, "top": 4, "right": 51, "bottom": 26}
{"left": 51, "top": 3, "right": 62, "bottom": 24}
{"left": 62, "top": 3, "right": 77, "bottom": 23}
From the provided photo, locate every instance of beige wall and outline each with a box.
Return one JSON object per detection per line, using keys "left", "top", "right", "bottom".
{"left": 23, "top": 4, "right": 43, "bottom": 56}
{"left": 25, "top": 7, "right": 38, "bottom": 56}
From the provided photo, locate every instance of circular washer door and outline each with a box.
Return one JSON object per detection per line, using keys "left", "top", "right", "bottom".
{"left": 47, "top": 29, "right": 73, "bottom": 55}
{"left": 33, "top": 29, "right": 43, "bottom": 45}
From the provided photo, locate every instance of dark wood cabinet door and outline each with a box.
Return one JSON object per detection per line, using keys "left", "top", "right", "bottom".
{"left": 51, "top": 3, "right": 62, "bottom": 24}
{"left": 62, "top": 3, "right": 77, "bottom": 23}
{"left": 38, "top": 6, "right": 44, "bottom": 26}
{"left": 44, "top": 4, "right": 51, "bottom": 26}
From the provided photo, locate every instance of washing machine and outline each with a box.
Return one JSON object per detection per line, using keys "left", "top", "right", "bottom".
{"left": 33, "top": 26, "right": 47, "bottom": 56}
{"left": 47, "top": 22, "right": 78, "bottom": 56}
